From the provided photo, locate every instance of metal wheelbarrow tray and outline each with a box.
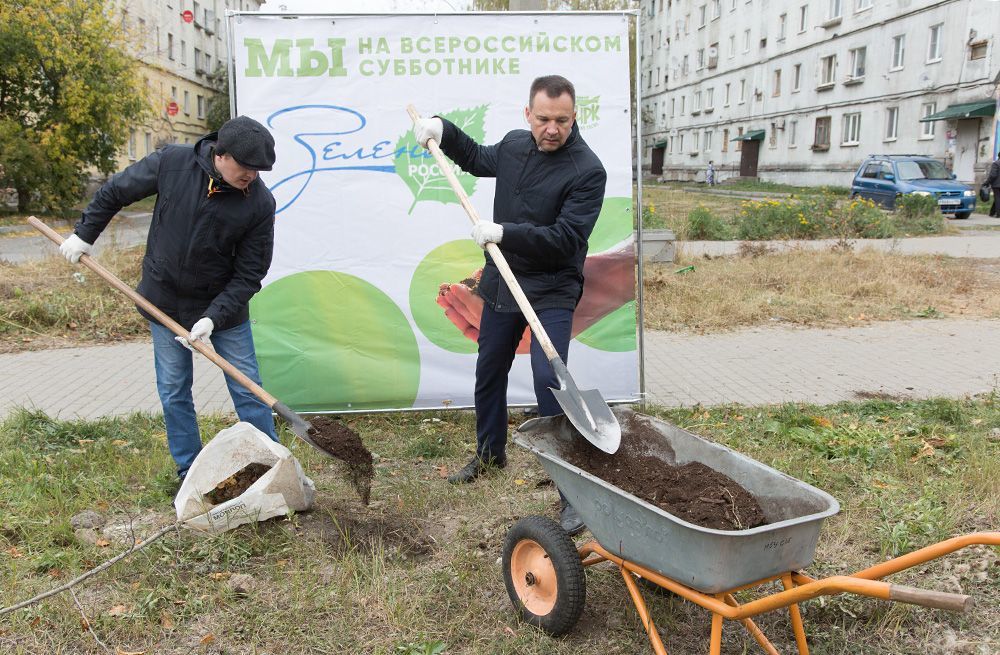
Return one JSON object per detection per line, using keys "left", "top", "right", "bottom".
{"left": 513, "top": 407, "right": 840, "bottom": 594}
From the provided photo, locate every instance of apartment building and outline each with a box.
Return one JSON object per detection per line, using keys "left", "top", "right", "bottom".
{"left": 115, "top": 0, "right": 263, "bottom": 170}
{"left": 639, "top": 0, "right": 1000, "bottom": 185}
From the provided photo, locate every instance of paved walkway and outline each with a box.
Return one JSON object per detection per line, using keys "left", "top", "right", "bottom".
{"left": 2, "top": 318, "right": 997, "bottom": 421}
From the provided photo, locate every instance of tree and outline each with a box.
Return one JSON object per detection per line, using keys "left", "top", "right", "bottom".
{"left": 0, "top": 0, "right": 148, "bottom": 213}
{"left": 205, "top": 65, "right": 231, "bottom": 133}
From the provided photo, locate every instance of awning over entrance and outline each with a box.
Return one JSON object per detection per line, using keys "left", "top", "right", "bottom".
{"left": 731, "top": 129, "right": 765, "bottom": 141}
{"left": 919, "top": 100, "right": 996, "bottom": 122}
{"left": 653, "top": 140, "right": 667, "bottom": 148}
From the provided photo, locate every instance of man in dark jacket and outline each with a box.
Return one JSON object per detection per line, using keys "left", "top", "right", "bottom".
{"left": 59, "top": 116, "right": 279, "bottom": 480}
{"left": 415, "top": 75, "right": 607, "bottom": 535}
{"left": 987, "top": 155, "right": 1000, "bottom": 218}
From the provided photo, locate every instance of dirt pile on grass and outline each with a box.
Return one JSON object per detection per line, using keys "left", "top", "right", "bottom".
{"left": 308, "top": 416, "right": 374, "bottom": 505}
{"left": 561, "top": 417, "right": 766, "bottom": 531}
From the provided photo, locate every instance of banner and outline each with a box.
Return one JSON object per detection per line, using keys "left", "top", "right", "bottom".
{"left": 231, "top": 12, "right": 638, "bottom": 412}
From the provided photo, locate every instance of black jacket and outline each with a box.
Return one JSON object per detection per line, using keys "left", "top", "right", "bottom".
{"left": 988, "top": 159, "right": 1000, "bottom": 187}
{"left": 440, "top": 119, "right": 607, "bottom": 312}
{"left": 74, "top": 134, "right": 275, "bottom": 331}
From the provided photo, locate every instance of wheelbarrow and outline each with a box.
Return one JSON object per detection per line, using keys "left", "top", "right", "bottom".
{"left": 503, "top": 408, "right": 999, "bottom": 654}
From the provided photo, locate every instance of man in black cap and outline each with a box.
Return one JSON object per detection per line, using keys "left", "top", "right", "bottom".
{"left": 59, "top": 116, "right": 280, "bottom": 481}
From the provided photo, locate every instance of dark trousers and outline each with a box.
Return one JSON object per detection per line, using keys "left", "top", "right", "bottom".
{"left": 474, "top": 304, "right": 573, "bottom": 461}
{"left": 991, "top": 187, "right": 1000, "bottom": 217}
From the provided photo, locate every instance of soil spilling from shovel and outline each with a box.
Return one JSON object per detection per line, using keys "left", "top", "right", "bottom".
{"left": 560, "top": 416, "right": 766, "bottom": 531}
{"left": 205, "top": 462, "right": 272, "bottom": 505}
{"left": 308, "top": 417, "right": 374, "bottom": 505}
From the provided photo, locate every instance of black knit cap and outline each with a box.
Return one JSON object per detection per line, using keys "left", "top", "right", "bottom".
{"left": 217, "top": 116, "right": 276, "bottom": 171}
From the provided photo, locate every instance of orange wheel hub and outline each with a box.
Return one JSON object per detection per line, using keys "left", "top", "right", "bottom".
{"left": 510, "top": 539, "right": 558, "bottom": 615}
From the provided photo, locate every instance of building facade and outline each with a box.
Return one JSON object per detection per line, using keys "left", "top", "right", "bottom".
{"left": 114, "top": 0, "right": 263, "bottom": 171}
{"left": 639, "top": 0, "right": 1000, "bottom": 186}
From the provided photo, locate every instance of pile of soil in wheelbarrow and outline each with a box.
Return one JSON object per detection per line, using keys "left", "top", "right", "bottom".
{"left": 560, "top": 417, "right": 766, "bottom": 531}
{"left": 308, "top": 416, "right": 374, "bottom": 505}
{"left": 205, "top": 462, "right": 272, "bottom": 505}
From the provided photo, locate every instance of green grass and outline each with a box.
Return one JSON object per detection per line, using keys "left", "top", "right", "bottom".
{"left": 1, "top": 398, "right": 996, "bottom": 654}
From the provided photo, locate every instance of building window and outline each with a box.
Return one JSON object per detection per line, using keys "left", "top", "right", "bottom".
{"left": 842, "top": 112, "right": 861, "bottom": 145}
{"left": 792, "top": 63, "right": 802, "bottom": 92}
{"left": 697, "top": 48, "right": 705, "bottom": 69}
{"left": 197, "top": 95, "right": 205, "bottom": 119}
{"left": 728, "top": 34, "right": 735, "bottom": 58}
{"left": 194, "top": 48, "right": 201, "bottom": 72}
{"left": 693, "top": 131, "right": 700, "bottom": 152}
{"left": 671, "top": 98, "right": 676, "bottom": 117}
{"left": 849, "top": 47, "right": 866, "bottom": 80}
{"left": 920, "top": 102, "right": 937, "bottom": 138}
{"left": 828, "top": 0, "right": 842, "bottom": 20}
{"left": 144, "top": 132, "right": 152, "bottom": 155}
{"left": 682, "top": 54, "right": 689, "bottom": 75}
{"left": 724, "top": 82, "right": 731, "bottom": 105}
{"left": 730, "top": 0, "right": 736, "bottom": 10}
{"left": 705, "top": 87, "right": 714, "bottom": 109}
{"left": 170, "top": 85, "right": 177, "bottom": 100}
{"left": 180, "top": 40, "right": 187, "bottom": 65}
{"left": 773, "top": 69, "right": 782, "bottom": 96}
{"left": 813, "top": 116, "right": 831, "bottom": 149}
{"left": 856, "top": 0, "right": 872, "bottom": 11}
{"left": 927, "top": 24, "right": 942, "bottom": 62}
{"left": 738, "top": 79, "right": 746, "bottom": 103}
{"left": 694, "top": 90, "right": 702, "bottom": 112}
{"left": 679, "top": 133, "right": 685, "bottom": 152}
{"left": 884, "top": 107, "right": 898, "bottom": 141}
{"left": 969, "top": 41, "right": 988, "bottom": 60}
{"left": 743, "top": 29, "right": 751, "bottom": 53}
{"left": 699, "top": 4, "right": 707, "bottom": 27}
{"left": 183, "top": 90, "right": 190, "bottom": 115}
{"left": 890, "top": 35, "right": 905, "bottom": 70}
{"left": 708, "top": 41, "right": 719, "bottom": 68}
{"left": 204, "top": 54, "right": 211, "bottom": 73}
{"left": 789, "top": 120, "right": 798, "bottom": 147}
{"left": 722, "top": 128, "right": 729, "bottom": 152}
{"left": 128, "top": 130, "right": 137, "bottom": 160}
{"left": 798, "top": 5, "right": 808, "bottom": 32}
{"left": 712, "top": 0, "right": 721, "bottom": 19}
{"left": 705, "top": 130, "right": 713, "bottom": 152}
{"left": 736, "top": 127, "right": 743, "bottom": 152}
{"left": 769, "top": 124, "right": 777, "bottom": 148}
{"left": 778, "top": 14, "right": 787, "bottom": 40}
{"left": 168, "top": 33, "right": 174, "bottom": 60}
{"left": 820, "top": 55, "right": 836, "bottom": 86}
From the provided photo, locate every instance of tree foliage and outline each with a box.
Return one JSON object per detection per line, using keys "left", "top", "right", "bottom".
{"left": 0, "top": 0, "right": 148, "bottom": 212}
{"left": 205, "top": 65, "right": 231, "bottom": 133}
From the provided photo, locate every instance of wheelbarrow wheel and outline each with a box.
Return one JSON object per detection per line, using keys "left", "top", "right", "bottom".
{"left": 502, "top": 515, "right": 585, "bottom": 637}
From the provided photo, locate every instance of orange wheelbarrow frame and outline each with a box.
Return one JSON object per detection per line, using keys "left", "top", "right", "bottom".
{"left": 577, "top": 531, "right": 1000, "bottom": 655}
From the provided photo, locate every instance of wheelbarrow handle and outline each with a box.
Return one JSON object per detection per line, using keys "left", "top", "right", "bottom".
{"left": 888, "top": 584, "right": 973, "bottom": 612}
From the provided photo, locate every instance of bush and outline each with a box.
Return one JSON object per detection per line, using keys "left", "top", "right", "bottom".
{"left": 686, "top": 205, "right": 730, "bottom": 240}
{"left": 841, "top": 197, "right": 893, "bottom": 239}
{"left": 894, "top": 194, "right": 945, "bottom": 235}
{"left": 736, "top": 199, "right": 821, "bottom": 240}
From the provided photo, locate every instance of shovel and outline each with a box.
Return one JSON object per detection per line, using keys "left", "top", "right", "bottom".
{"left": 406, "top": 106, "right": 621, "bottom": 454}
{"left": 27, "top": 216, "right": 334, "bottom": 458}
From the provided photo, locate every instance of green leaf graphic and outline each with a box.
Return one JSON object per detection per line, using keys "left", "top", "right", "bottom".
{"left": 396, "top": 105, "right": 488, "bottom": 214}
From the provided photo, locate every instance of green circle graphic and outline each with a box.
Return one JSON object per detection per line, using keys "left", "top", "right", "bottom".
{"left": 575, "top": 301, "right": 637, "bottom": 352}
{"left": 409, "top": 239, "right": 485, "bottom": 354}
{"left": 250, "top": 270, "right": 420, "bottom": 412}
{"left": 589, "top": 196, "right": 633, "bottom": 253}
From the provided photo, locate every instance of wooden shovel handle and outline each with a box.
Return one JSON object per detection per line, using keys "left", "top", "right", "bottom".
{"left": 405, "top": 105, "right": 560, "bottom": 363}
{"left": 27, "top": 216, "right": 279, "bottom": 407}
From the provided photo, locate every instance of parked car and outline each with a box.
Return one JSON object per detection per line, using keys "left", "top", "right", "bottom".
{"left": 850, "top": 155, "right": 977, "bottom": 219}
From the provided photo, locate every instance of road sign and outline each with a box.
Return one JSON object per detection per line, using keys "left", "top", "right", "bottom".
{"left": 182, "top": 10, "right": 194, "bottom": 23}
{"left": 167, "top": 101, "right": 179, "bottom": 116}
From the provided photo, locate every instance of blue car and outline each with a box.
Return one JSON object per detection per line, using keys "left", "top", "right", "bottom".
{"left": 850, "top": 155, "right": 977, "bottom": 219}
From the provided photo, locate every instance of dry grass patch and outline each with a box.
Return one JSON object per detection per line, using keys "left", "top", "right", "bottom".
{"left": 0, "top": 247, "right": 147, "bottom": 352}
{"left": 638, "top": 186, "right": 747, "bottom": 234}
{"left": 643, "top": 249, "right": 1000, "bottom": 332}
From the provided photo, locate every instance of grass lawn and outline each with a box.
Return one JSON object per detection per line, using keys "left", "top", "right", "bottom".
{"left": 0, "top": 397, "right": 996, "bottom": 654}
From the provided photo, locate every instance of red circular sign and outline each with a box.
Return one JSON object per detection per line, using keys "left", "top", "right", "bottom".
{"left": 181, "top": 10, "right": 194, "bottom": 23}
{"left": 167, "top": 102, "right": 179, "bottom": 116}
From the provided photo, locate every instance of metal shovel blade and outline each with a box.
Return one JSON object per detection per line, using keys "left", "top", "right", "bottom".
{"left": 549, "top": 358, "right": 622, "bottom": 454}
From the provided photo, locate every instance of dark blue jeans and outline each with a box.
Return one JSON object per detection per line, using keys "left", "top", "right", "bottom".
{"left": 150, "top": 320, "right": 278, "bottom": 478}
{"left": 474, "top": 305, "right": 573, "bottom": 462}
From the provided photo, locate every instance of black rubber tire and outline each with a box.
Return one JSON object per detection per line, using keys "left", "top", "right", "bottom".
{"left": 953, "top": 211, "right": 972, "bottom": 220}
{"left": 502, "top": 515, "right": 586, "bottom": 637}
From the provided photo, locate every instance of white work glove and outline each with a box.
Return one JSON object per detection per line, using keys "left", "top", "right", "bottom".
{"left": 471, "top": 222, "right": 503, "bottom": 249}
{"left": 414, "top": 117, "right": 443, "bottom": 149}
{"left": 174, "top": 317, "right": 214, "bottom": 351}
{"left": 59, "top": 233, "right": 93, "bottom": 264}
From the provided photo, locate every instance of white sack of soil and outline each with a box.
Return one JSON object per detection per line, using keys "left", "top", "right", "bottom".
{"left": 175, "top": 422, "right": 315, "bottom": 533}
